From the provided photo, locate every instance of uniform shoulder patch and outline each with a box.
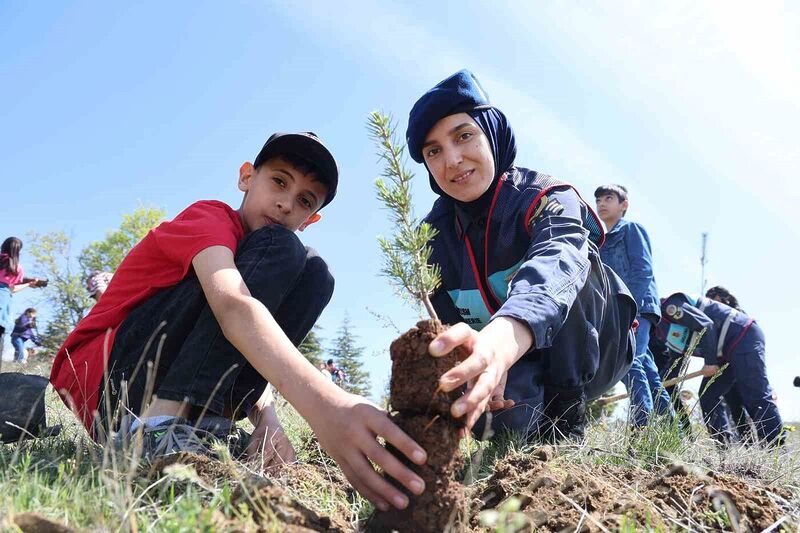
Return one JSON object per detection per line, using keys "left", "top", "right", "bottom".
{"left": 528, "top": 195, "right": 565, "bottom": 229}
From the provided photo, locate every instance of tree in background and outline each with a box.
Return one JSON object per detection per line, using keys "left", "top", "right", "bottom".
{"left": 27, "top": 205, "right": 166, "bottom": 354}
{"left": 329, "top": 315, "right": 371, "bottom": 396}
{"left": 79, "top": 205, "right": 165, "bottom": 274}
{"left": 298, "top": 324, "right": 324, "bottom": 367}
{"left": 26, "top": 231, "right": 91, "bottom": 356}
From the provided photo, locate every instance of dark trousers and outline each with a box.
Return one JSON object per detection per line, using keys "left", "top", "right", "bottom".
{"left": 699, "top": 323, "right": 783, "bottom": 444}
{"left": 97, "top": 225, "right": 334, "bottom": 434}
{"left": 721, "top": 387, "right": 755, "bottom": 443}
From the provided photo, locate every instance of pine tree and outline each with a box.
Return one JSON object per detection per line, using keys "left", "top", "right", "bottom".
{"left": 329, "top": 316, "right": 371, "bottom": 396}
{"left": 298, "top": 324, "right": 324, "bottom": 367}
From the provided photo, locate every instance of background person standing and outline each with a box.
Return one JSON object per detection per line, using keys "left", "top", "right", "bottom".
{"left": 11, "top": 308, "right": 41, "bottom": 363}
{"left": 595, "top": 185, "right": 673, "bottom": 427}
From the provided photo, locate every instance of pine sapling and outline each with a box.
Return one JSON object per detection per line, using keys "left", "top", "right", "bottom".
{"left": 365, "top": 111, "right": 469, "bottom": 532}
{"left": 367, "top": 111, "right": 441, "bottom": 321}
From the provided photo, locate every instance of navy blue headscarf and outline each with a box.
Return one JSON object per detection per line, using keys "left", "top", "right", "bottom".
{"left": 406, "top": 69, "right": 517, "bottom": 197}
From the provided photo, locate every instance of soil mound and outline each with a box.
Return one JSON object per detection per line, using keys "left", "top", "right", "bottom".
{"left": 474, "top": 449, "right": 793, "bottom": 532}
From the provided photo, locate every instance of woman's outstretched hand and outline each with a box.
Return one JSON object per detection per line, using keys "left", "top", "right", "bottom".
{"left": 429, "top": 318, "right": 532, "bottom": 430}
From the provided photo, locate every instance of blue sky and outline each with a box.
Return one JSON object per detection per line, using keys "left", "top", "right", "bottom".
{"left": 3, "top": 1, "right": 799, "bottom": 420}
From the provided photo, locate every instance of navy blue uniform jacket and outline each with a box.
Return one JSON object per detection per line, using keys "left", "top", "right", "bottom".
{"left": 425, "top": 167, "right": 635, "bottom": 397}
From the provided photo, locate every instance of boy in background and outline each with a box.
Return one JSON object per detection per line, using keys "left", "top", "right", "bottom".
{"left": 595, "top": 184, "right": 672, "bottom": 427}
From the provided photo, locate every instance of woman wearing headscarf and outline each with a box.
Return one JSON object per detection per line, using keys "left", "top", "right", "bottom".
{"left": 408, "top": 70, "right": 637, "bottom": 441}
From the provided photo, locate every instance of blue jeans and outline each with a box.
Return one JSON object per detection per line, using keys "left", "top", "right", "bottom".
{"left": 11, "top": 335, "right": 27, "bottom": 362}
{"left": 623, "top": 316, "right": 673, "bottom": 426}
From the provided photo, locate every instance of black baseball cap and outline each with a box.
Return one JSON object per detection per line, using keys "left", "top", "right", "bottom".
{"left": 253, "top": 132, "right": 339, "bottom": 209}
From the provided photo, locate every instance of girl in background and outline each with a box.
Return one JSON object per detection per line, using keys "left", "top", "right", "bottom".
{"left": 0, "top": 237, "right": 43, "bottom": 369}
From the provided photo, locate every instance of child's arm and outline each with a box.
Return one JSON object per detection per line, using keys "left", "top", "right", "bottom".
{"left": 192, "top": 246, "right": 427, "bottom": 511}
{"left": 11, "top": 279, "right": 40, "bottom": 293}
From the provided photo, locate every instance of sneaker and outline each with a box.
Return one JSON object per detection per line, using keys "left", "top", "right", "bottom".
{"left": 112, "top": 417, "right": 223, "bottom": 461}
{"left": 193, "top": 415, "right": 251, "bottom": 458}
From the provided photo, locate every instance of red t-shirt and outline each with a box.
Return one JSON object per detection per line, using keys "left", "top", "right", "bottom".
{"left": 50, "top": 201, "right": 245, "bottom": 432}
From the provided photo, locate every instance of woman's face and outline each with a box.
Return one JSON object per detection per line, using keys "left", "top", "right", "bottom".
{"left": 422, "top": 113, "right": 495, "bottom": 202}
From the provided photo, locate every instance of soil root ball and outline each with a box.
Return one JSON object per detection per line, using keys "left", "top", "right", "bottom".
{"left": 389, "top": 320, "right": 465, "bottom": 414}
{"left": 371, "top": 320, "right": 469, "bottom": 532}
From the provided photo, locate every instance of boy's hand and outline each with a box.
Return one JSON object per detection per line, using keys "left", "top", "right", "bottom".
{"left": 430, "top": 318, "right": 531, "bottom": 430}
{"left": 311, "top": 393, "right": 427, "bottom": 512}
{"left": 246, "top": 410, "right": 296, "bottom": 467}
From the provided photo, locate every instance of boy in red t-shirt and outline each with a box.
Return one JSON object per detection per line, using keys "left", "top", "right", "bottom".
{"left": 50, "top": 132, "right": 428, "bottom": 513}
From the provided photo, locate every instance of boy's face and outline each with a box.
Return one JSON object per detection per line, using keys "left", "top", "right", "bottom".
{"left": 595, "top": 193, "right": 628, "bottom": 224}
{"left": 238, "top": 157, "right": 328, "bottom": 233}
{"left": 422, "top": 113, "right": 495, "bottom": 202}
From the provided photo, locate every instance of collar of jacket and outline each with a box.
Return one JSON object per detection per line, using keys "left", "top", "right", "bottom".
{"left": 453, "top": 175, "right": 505, "bottom": 239}
{"left": 602, "top": 218, "right": 628, "bottom": 246}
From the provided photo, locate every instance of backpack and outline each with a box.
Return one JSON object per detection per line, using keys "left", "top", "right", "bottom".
{"left": 0, "top": 373, "right": 61, "bottom": 443}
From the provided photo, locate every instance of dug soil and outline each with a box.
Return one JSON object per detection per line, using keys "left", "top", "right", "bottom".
{"left": 131, "top": 444, "right": 797, "bottom": 532}
{"left": 473, "top": 448, "right": 795, "bottom": 532}
{"left": 128, "top": 325, "right": 798, "bottom": 533}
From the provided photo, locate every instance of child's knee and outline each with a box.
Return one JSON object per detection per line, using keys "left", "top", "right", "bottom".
{"left": 303, "top": 247, "right": 335, "bottom": 299}
{"left": 237, "top": 225, "right": 307, "bottom": 273}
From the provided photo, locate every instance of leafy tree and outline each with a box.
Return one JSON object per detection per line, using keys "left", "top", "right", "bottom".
{"left": 27, "top": 206, "right": 166, "bottom": 354}
{"left": 26, "top": 231, "right": 91, "bottom": 355}
{"left": 367, "top": 111, "right": 441, "bottom": 319}
{"left": 79, "top": 205, "right": 166, "bottom": 273}
{"left": 329, "top": 316, "right": 371, "bottom": 396}
{"left": 298, "top": 324, "right": 324, "bottom": 367}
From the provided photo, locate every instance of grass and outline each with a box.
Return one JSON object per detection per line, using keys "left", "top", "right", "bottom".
{"left": 1, "top": 357, "right": 799, "bottom": 531}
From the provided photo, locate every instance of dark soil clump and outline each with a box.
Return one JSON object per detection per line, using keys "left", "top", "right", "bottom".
{"left": 389, "top": 320, "right": 464, "bottom": 414}
{"left": 370, "top": 319, "right": 469, "bottom": 532}
{"left": 145, "top": 451, "right": 240, "bottom": 485}
{"left": 12, "top": 513, "right": 76, "bottom": 533}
